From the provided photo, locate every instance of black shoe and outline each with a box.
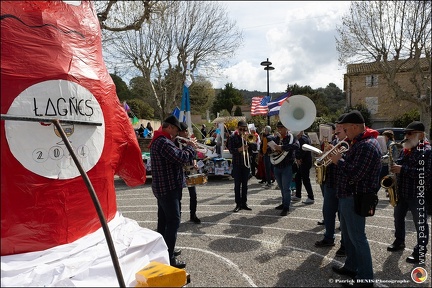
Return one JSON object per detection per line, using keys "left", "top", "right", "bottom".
{"left": 335, "top": 246, "right": 346, "bottom": 257}
{"left": 406, "top": 253, "right": 420, "bottom": 264}
{"left": 170, "top": 258, "right": 186, "bottom": 269}
{"left": 315, "top": 239, "right": 335, "bottom": 247}
{"left": 332, "top": 265, "right": 356, "bottom": 279}
{"left": 275, "top": 204, "right": 284, "bottom": 210}
{"left": 242, "top": 204, "right": 252, "bottom": 211}
{"left": 233, "top": 205, "right": 241, "bottom": 212}
{"left": 173, "top": 248, "right": 181, "bottom": 257}
{"left": 317, "top": 219, "right": 325, "bottom": 225}
{"left": 387, "top": 242, "right": 405, "bottom": 252}
{"left": 190, "top": 214, "right": 201, "bottom": 224}
{"left": 280, "top": 209, "right": 289, "bottom": 216}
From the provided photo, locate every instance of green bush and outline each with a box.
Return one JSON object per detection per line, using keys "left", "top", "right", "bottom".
{"left": 393, "top": 109, "right": 420, "bottom": 128}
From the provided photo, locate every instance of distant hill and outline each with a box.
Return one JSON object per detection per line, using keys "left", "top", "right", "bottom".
{"left": 214, "top": 88, "right": 285, "bottom": 104}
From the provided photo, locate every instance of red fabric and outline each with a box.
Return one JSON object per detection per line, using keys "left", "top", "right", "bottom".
{"left": 1, "top": 1, "right": 145, "bottom": 255}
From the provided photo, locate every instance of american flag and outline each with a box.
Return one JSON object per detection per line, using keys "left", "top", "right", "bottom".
{"left": 251, "top": 96, "right": 270, "bottom": 116}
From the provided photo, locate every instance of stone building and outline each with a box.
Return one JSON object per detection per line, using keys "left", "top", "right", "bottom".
{"left": 343, "top": 58, "right": 430, "bottom": 128}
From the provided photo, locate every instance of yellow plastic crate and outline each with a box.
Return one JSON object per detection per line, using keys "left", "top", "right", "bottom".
{"left": 135, "top": 261, "right": 187, "bottom": 287}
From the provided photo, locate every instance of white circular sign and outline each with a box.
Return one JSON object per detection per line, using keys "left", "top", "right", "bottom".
{"left": 5, "top": 80, "right": 105, "bottom": 179}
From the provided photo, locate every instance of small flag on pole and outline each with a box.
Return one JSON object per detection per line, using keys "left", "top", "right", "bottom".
{"left": 123, "top": 101, "right": 130, "bottom": 112}
{"left": 132, "top": 116, "right": 139, "bottom": 125}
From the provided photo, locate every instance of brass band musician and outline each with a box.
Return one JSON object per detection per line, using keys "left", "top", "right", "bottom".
{"left": 228, "top": 120, "right": 252, "bottom": 212}
{"left": 314, "top": 115, "right": 346, "bottom": 257}
{"left": 387, "top": 121, "right": 430, "bottom": 264}
{"left": 177, "top": 122, "right": 202, "bottom": 224}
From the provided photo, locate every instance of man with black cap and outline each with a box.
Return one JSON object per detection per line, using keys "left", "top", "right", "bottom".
{"left": 329, "top": 110, "right": 382, "bottom": 286}
{"left": 387, "top": 120, "right": 430, "bottom": 264}
{"left": 149, "top": 115, "right": 197, "bottom": 268}
{"left": 272, "top": 121, "right": 299, "bottom": 216}
{"left": 228, "top": 120, "right": 253, "bottom": 212}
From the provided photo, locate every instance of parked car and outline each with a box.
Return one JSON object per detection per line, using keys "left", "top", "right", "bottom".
{"left": 376, "top": 127, "right": 405, "bottom": 142}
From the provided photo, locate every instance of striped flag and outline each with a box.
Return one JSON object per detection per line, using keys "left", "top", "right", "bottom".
{"left": 268, "top": 92, "right": 291, "bottom": 116}
{"left": 251, "top": 96, "right": 269, "bottom": 116}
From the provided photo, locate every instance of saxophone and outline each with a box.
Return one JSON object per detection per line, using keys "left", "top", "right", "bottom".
{"left": 380, "top": 141, "right": 404, "bottom": 207}
{"left": 315, "top": 137, "right": 329, "bottom": 185}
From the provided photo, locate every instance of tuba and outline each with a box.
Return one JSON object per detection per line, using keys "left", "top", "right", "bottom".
{"left": 380, "top": 140, "right": 405, "bottom": 207}
{"left": 271, "top": 95, "right": 316, "bottom": 164}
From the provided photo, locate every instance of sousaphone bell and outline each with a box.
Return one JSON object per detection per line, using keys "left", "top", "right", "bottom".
{"left": 270, "top": 95, "right": 317, "bottom": 165}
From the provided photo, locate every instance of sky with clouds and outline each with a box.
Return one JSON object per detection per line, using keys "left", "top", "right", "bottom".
{"left": 207, "top": 1, "right": 351, "bottom": 93}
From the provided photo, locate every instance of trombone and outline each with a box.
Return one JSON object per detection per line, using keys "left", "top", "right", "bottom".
{"left": 241, "top": 133, "right": 251, "bottom": 168}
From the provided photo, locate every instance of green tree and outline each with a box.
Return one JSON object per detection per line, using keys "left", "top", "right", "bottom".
{"left": 127, "top": 98, "right": 154, "bottom": 119}
{"left": 129, "top": 76, "right": 153, "bottom": 101}
{"left": 110, "top": 74, "right": 131, "bottom": 101}
{"left": 345, "top": 104, "right": 372, "bottom": 128}
{"left": 233, "top": 106, "right": 243, "bottom": 116}
{"left": 393, "top": 109, "right": 420, "bottom": 128}
{"left": 286, "top": 83, "right": 314, "bottom": 95}
{"left": 211, "top": 83, "right": 243, "bottom": 116}
{"left": 189, "top": 76, "right": 215, "bottom": 116}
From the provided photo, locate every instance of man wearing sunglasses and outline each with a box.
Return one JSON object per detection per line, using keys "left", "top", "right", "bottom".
{"left": 228, "top": 121, "right": 253, "bottom": 212}
{"left": 387, "top": 121, "right": 430, "bottom": 265}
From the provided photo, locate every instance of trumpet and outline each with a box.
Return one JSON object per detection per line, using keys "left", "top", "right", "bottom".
{"left": 315, "top": 138, "right": 350, "bottom": 166}
{"left": 175, "top": 136, "right": 216, "bottom": 154}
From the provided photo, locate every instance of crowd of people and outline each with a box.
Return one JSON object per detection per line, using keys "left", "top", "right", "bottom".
{"left": 148, "top": 112, "right": 431, "bottom": 287}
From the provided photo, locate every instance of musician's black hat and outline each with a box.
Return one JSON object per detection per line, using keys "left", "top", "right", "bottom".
{"left": 164, "top": 115, "right": 181, "bottom": 130}
{"left": 404, "top": 121, "right": 425, "bottom": 132}
{"left": 276, "top": 121, "right": 285, "bottom": 128}
{"left": 238, "top": 120, "right": 248, "bottom": 127}
{"left": 338, "top": 110, "right": 364, "bottom": 124}
{"left": 180, "top": 122, "right": 188, "bottom": 131}
{"left": 335, "top": 113, "right": 347, "bottom": 124}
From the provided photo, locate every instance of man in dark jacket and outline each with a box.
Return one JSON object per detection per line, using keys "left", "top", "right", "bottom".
{"left": 293, "top": 130, "right": 315, "bottom": 204}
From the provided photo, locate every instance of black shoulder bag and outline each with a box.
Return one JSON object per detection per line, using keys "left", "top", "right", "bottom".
{"left": 350, "top": 181, "right": 379, "bottom": 217}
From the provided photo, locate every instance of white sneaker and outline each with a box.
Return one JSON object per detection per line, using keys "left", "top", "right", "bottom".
{"left": 302, "top": 198, "right": 315, "bottom": 204}
{"left": 291, "top": 196, "right": 301, "bottom": 202}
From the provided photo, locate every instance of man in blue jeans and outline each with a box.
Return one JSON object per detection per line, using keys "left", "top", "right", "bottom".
{"left": 329, "top": 110, "right": 382, "bottom": 287}
{"left": 315, "top": 115, "right": 346, "bottom": 257}
{"left": 272, "top": 121, "right": 299, "bottom": 216}
{"left": 149, "top": 115, "right": 196, "bottom": 269}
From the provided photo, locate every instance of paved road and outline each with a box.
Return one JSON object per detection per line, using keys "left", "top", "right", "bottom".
{"left": 115, "top": 173, "right": 431, "bottom": 287}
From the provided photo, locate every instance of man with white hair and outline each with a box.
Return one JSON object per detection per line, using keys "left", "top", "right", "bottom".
{"left": 387, "top": 121, "right": 430, "bottom": 265}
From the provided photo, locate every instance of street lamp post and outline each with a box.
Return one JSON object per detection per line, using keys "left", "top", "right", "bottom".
{"left": 260, "top": 58, "right": 275, "bottom": 125}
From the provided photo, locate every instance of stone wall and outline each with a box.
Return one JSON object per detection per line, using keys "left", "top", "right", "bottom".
{"left": 137, "top": 138, "right": 151, "bottom": 152}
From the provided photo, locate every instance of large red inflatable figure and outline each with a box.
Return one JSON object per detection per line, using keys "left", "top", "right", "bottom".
{"left": 1, "top": 1, "right": 146, "bottom": 256}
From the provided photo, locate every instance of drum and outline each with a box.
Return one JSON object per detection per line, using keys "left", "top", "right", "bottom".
{"left": 186, "top": 173, "right": 208, "bottom": 187}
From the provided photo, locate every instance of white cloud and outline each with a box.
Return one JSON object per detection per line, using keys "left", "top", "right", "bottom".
{"left": 208, "top": 1, "right": 351, "bottom": 93}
